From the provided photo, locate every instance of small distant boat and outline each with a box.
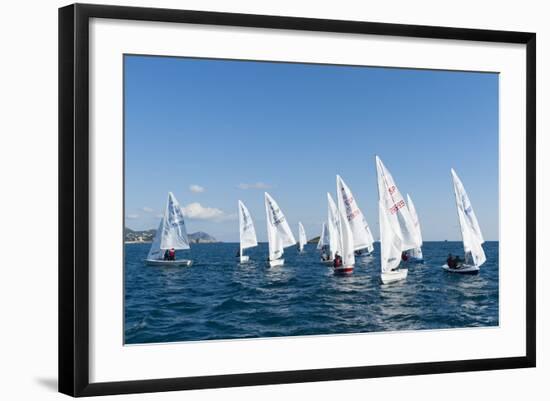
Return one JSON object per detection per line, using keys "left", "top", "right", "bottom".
{"left": 376, "top": 156, "right": 421, "bottom": 284}
{"left": 317, "top": 222, "right": 332, "bottom": 264}
{"left": 297, "top": 222, "right": 307, "bottom": 253}
{"left": 264, "top": 192, "right": 296, "bottom": 267}
{"left": 442, "top": 169, "right": 486, "bottom": 274}
{"left": 238, "top": 200, "right": 258, "bottom": 264}
{"left": 144, "top": 192, "right": 192, "bottom": 267}
{"left": 404, "top": 194, "right": 424, "bottom": 263}
{"left": 328, "top": 192, "right": 355, "bottom": 274}
{"left": 336, "top": 175, "right": 375, "bottom": 256}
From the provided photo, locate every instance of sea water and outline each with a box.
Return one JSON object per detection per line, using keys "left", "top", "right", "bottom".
{"left": 124, "top": 241, "right": 499, "bottom": 344}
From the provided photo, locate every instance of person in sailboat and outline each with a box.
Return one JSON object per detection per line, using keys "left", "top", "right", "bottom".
{"left": 321, "top": 247, "right": 330, "bottom": 261}
{"left": 401, "top": 251, "right": 409, "bottom": 262}
{"left": 333, "top": 252, "right": 343, "bottom": 268}
{"left": 163, "top": 249, "right": 170, "bottom": 261}
{"left": 446, "top": 253, "right": 462, "bottom": 269}
{"left": 168, "top": 248, "right": 176, "bottom": 261}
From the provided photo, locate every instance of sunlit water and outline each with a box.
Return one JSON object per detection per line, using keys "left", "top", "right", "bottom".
{"left": 124, "top": 241, "right": 499, "bottom": 344}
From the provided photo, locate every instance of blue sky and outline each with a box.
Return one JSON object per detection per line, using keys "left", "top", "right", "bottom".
{"left": 124, "top": 55, "right": 499, "bottom": 242}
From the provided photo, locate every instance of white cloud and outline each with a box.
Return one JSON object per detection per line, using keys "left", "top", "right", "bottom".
{"left": 237, "top": 182, "right": 272, "bottom": 190}
{"left": 189, "top": 184, "right": 205, "bottom": 193}
{"left": 142, "top": 206, "right": 154, "bottom": 213}
{"left": 126, "top": 214, "right": 139, "bottom": 219}
{"left": 181, "top": 202, "right": 236, "bottom": 221}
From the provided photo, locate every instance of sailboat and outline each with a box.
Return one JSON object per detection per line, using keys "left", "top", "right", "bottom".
{"left": 317, "top": 222, "right": 332, "bottom": 263}
{"left": 297, "top": 222, "right": 307, "bottom": 253}
{"left": 238, "top": 200, "right": 258, "bottom": 263}
{"left": 326, "top": 193, "right": 342, "bottom": 265}
{"left": 264, "top": 192, "right": 297, "bottom": 267}
{"left": 443, "top": 168, "right": 486, "bottom": 274}
{"left": 336, "top": 175, "right": 375, "bottom": 256}
{"left": 405, "top": 194, "right": 424, "bottom": 262}
{"left": 376, "top": 156, "right": 421, "bottom": 283}
{"left": 145, "top": 192, "right": 192, "bottom": 266}
{"left": 328, "top": 192, "right": 355, "bottom": 273}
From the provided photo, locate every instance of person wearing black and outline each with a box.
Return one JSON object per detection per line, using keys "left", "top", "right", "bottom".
{"left": 447, "top": 253, "right": 457, "bottom": 269}
{"left": 163, "top": 249, "right": 170, "bottom": 261}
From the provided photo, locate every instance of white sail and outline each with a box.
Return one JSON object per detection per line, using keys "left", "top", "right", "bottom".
{"left": 298, "top": 222, "right": 307, "bottom": 252}
{"left": 147, "top": 192, "right": 190, "bottom": 260}
{"left": 146, "top": 219, "right": 165, "bottom": 260}
{"left": 376, "top": 156, "right": 421, "bottom": 273}
{"left": 327, "top": 193, "right": 343, "bottom": 259}
{"left": 339, "top": 205, "right": 356, "bottom": 267}
{"left": 264, "top": 192, "right": 296, "bottom": 261}
{"left": 238, "top": 200, "right": 258, "bottom": 255}
{"left": 451, "top": 169, "right": 486, "bottom": 267}
{"left": 317, "top": 222, "right": 329, "bottom": 250}
{"left": 406, "top": 193, "right": 423, "bottom": 259}
{"left": 378, "top": 200, "right": 402, "bottom": 273}
{"left": 336, "top": 175, "right": 374, "bottom": 253}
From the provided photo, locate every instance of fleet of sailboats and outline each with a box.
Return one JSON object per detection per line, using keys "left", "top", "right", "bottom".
{"left": 141, "top": 159, "right": 487, "bottom": 282}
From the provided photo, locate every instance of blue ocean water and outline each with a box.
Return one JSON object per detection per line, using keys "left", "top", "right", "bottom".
{"left": 124, "top": 241, "right": 499, "bottom": 344}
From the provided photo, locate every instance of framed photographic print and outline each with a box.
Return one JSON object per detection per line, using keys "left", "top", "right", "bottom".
{"left": 58, "top": 3, "right": 536, "bottom": 397}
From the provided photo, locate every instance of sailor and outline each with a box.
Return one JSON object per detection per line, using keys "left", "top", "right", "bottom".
{"left": 163, "top": 249, "right": 170, "bottom": 261}
{"left": 168, "top": 248, "right": 176, "bottom": 261}
{"left": 401, "top": 251, "right": 409, "bottom": 262}
{"left": 447, "top": 253, "right": 457, "bottom": 269}
{"left": 333, "top": 252, "right": 343, "bottom": 268}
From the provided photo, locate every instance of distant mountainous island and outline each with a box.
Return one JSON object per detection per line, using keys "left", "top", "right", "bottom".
{"left": 308, "top": 236, "right": 320, "bottom": 244}
{"left": 125, "top": 227, "right": 219, "bottom": 243}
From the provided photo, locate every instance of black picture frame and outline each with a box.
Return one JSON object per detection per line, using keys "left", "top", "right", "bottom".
{"left": 59, "top": 3, "right": 536, "bottom": 397}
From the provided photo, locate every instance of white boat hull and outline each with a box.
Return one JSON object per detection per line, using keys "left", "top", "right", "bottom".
{"left": 442, "top": 264, "right": 480, "bottom": 274}
{"left": 145, "top": 259, "right": 193, "bottom": 267}
{"left": 239, "top": 255, "right": 250, "bottom": 263}
{"left": 268, "top": 258, "right": 284, "bottom": 267}
{"left": 320, "top": 259, "right": 334, "bottom": 265}
{"left": 381, "top": 268, "right": 408, "bottom": 284}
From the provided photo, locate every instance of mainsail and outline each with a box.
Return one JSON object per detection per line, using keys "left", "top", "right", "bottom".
{"left": 336, "top": 175, "right": 375, "bottom": 253}
{"left": 264, "top": 192, "right": 296, "bottom": 261}
{"left": 406, "top": 193, "right": 423, "bottom": 259}
{"left": 147, "top": 192, "right": 190, "bottom": 260}
{"left": 376, "top": 156, "right": 421, "bottom": 273}
{"left": 238, "top": 200, "right": 258, "bottom": 256}
{"left": 327, "top": 193, "right": 343, "bottom": 260}
{"left": 339, "top": 205, "right": 356, "bottom": 267}
{"left": 451, "top": 169, "right": 486, "bottom": 267}
{"left": 317, "top": 222, "right": 329, "bottom": 250}
{"left": 298, "top": 222, "right": 307, "bottom": 252}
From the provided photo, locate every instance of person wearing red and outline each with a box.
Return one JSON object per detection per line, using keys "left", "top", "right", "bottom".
{"left": 333, "top": 252, "right": 343, "bottom": 268}
{"left": 168, "top": 248, "right": 176, "bottom": 261}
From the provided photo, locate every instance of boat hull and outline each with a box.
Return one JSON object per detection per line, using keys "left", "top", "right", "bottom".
{"left": 320, "top": 258, "right": 334, "bottom": 265}
{"left": 268, "top": 258, "right": 284, "bottom": 267}
{"left": 239, "top": 255, "right": 250, "bottom": 263}
{"left": 442, "top": 264, "right": 480, "bottom": 274}
{"left": 144, "top": 259, "right": 193, "bottom": 267}
{"left": 334, "top": 265, "right": 354, "bottom": 274}
{"left": 381, "top": 268, "right": 408, "bottom": 284}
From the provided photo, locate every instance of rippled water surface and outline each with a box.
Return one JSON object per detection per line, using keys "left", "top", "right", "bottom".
{"left": 124, "top": 241, "right": 499, "bottom": 344}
